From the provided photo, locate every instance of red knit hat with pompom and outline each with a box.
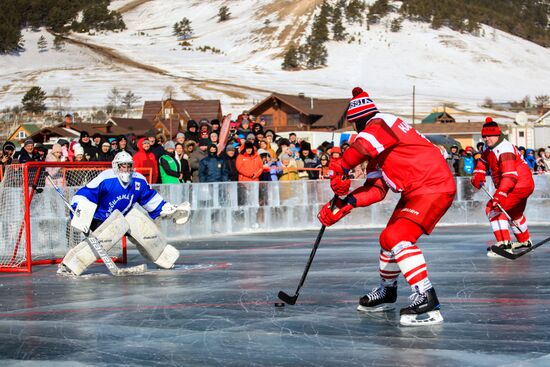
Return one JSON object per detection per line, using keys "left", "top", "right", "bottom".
{"left": 481, "top": 117, "right": 501, "bottom": 136}
{"left": 346, "top": 87, "right": 379, "bottom": 122}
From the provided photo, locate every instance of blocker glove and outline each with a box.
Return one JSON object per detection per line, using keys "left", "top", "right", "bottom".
{"left": 471, "top": 171, "right": 486, "bottom": 189}
{"left": 318, "top": 196, "right": 355, "bottom": 227}
{"left": 328, "top": 159, "right": 350, "bottom": 196}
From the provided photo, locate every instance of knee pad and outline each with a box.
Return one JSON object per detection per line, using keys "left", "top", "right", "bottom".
{"left": 61, "top": 210, "right": 129, "bottom": 276}
{"left": 126, "top": 207, "right": 179, "bottom": 269}
{"left": 379, "top": 218, "right": 423, "bottom": 252}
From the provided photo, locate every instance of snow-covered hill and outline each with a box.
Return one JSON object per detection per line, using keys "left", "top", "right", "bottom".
{"left": 1, "top": 0, "right": 549, "bottom": 121}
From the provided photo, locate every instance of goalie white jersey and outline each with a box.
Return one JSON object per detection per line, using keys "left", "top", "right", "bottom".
{"left": 71, "top": 170, "right": 165, "bottom": 222}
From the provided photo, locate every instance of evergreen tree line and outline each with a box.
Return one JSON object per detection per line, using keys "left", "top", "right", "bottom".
{"left": 282, "top": 0, "right": 367, "bottom": 70}
{"left": 400, "top": 0, "right": 550, "bottom": 46}
{"left": 0, "top": 0, "right": 125, "bottom": 54}
{"left": 283, "top": 0, "right": 550, "bottom": 70}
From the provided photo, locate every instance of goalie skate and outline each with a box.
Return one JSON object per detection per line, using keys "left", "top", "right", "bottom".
{"left": 399, "top": 288, "right": 443, "bottom": 326}
{"left": 357, "top": 284, "right": 397, "bottom": 312}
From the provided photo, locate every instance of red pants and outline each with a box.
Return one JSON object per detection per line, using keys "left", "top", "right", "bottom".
{"left": 388, "top": 192, "right": 455, "bottom": 234}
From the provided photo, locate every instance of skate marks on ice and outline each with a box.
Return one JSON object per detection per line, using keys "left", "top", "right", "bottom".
{"left": 56, "top": 262, "right": 231, "bottom": 279}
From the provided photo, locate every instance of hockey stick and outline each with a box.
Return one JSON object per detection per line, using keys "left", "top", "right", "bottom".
{"left": 278, "top": 194, "right": 338, "bottom": 305}
{"left": 44, "top": 172, "right": 146, "bottom": 276}
{"left": 480, "top": 185, "right": 523, "bottom": 233}
{"left": 491, "top": 235, "right": 550, "bottom": 260}
{"left": 479, "top": 186, "right": 547, "bottom": 259}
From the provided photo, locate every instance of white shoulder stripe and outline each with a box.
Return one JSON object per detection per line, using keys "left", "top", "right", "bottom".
{"left": 142, "top": 193, "right": 163, "bottom": 212}
{"left": 86, "top": 170, "right": 117, "bottom": 189}
{"left": 357, "top": 132, "right": 385, "bottom": 153}
{"left": 374, "top": 113, "right": 399, "bottom": 128}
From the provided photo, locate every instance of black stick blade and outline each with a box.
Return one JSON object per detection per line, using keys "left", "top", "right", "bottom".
{"left": 490, "top": 246, "right": 517, "bottom": 260}
{"left": 278, "top": 291, "right": 297, "bottom": 305}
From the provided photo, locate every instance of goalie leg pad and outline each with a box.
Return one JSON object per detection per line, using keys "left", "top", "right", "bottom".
{"left": 61, "top": 210, "right": 129, "bottom": 276}
{"left": 126, "top": 207, "right": 180, "bottom": 268}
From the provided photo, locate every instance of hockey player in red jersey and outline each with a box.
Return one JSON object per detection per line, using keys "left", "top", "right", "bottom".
{"left": 317, "top": 87, "right": 456, "bottom": 326}
{"left": 471, "top": 117, "right": 535, "bottom": 257}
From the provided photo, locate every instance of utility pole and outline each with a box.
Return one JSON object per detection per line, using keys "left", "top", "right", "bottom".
{"left": 412, "top": 85, "right": 416, "bottom": 125}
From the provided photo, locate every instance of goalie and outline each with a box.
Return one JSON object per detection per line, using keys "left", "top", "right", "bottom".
{"left": 59, "top": 151, "right": 191, "bottom": 276}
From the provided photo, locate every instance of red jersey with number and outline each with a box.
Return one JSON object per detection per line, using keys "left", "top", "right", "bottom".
{"left": 477, "top": 139, "right": 534, "bottom": 193}
{"left": 343, "top": 113, "right": 455, "bottom": 197}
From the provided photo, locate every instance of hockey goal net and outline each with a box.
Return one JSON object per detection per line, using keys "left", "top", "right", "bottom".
{"left": 0, "top": 162, "right": 130, "bottom": 273}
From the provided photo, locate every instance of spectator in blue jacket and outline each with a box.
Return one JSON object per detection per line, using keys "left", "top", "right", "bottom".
{"left": 525, "top": 148, "right": 536, "bottom": 171}
{"left": 199, "top": 144, "right": 228, "bottom": 182}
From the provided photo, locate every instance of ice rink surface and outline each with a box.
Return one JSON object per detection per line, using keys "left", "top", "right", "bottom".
{"left": 1, "top": 225, "right": 550, "bottom": 366}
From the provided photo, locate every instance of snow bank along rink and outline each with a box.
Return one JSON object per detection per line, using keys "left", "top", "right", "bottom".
{"left": 0, "top": 176, "right": 549, "bottom": 366}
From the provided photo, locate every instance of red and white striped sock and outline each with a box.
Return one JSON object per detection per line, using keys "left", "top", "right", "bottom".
{"left": 391, "top": 241, "right": 432, "bottom": 293}
{"left": 489, "top": 213, "right": 512, "bottom": 243}
{"left": 379, "top": 249, "right": 400, "bottom": 287}
{"left": 512, "top": 216, "right": 530, "bottom": 242}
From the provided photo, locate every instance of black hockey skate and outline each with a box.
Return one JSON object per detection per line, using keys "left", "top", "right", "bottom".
{"left": 399, "top": 287, "right": 443, "bottom": 326}
{"left": 357, "top": 284, "right": 397, "bottom": 312}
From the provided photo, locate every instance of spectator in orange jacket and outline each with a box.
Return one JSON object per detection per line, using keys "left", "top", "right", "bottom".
{"left": 236, "top": 141, "right": 263, "bottom": 181}
{"left": 133, "top": 137, "right": 158, "bottom": 183}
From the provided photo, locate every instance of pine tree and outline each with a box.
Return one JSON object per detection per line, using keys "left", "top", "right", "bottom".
{"left": 173, "top": 17, "right": 193, "bottom": 39}
{"left": 282, "top": 45, "right": 300, "bottom": 70}
{"left": 22, "top": 86, "right": 47, "bottom": 114}
{"left": 390, "top": 17, "right": 402, "bottom": 32}
{"left": 311, "top": 5, "right": 330, "bottom": 44}
{"left": 345, "top": 0, "right": 365, "bottom": 24}
{"left": 37, "top": 35, "right": 47, "bottom": 52}
{"left": 218, "top": 6, "right": 231, "bottom": 22}
{"left": 305, "top": 36, "right": 328, "bottom": 68}
{"left": 53, "top": 35, "right": 65, "bottom": 51}
{"left": 332, "top": 7, "right": 346, "bottom": 41}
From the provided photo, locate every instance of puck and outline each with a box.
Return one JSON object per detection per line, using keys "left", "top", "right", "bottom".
{"left": 274, "top": 302, "right": 285, "bottom": 308}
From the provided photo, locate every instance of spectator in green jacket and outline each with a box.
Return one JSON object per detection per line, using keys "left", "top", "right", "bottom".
{"left": 159, "top": 141, "right": 181, "bottom": 184}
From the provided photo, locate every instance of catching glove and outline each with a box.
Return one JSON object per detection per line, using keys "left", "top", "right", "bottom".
{"left": 317, "top": 196, "right": 355, "bottom": 227}
{"left": 328, "top": 159, "right": 350, "bottom": 196}
{"left": 160, "top": 201, "right": 191, "bottom": 225}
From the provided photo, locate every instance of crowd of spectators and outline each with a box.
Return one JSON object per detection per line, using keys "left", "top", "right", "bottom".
{"left": 439, "top": 143, "right": 550, "bottom": 176}
{"left": 2, "top": 114, "right": 550, "bottom": 183}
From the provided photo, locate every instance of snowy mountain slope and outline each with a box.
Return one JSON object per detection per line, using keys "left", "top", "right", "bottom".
{"left": 0, "top": 0, "right": 549, "bottom": 120}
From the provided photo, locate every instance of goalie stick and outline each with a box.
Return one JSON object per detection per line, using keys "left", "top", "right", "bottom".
{"left": 44, "top": 172, "right": 146, "bottom": 276}
{"left": 278, "top": 195, "right": 338, "bottom": 305}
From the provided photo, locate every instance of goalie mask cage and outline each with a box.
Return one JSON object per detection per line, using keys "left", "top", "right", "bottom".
{"left": 0, "top": 162, "right": 127, "bottom": 273}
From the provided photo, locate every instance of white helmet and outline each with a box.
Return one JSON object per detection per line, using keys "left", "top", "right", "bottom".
{"left": 112, "top": 151, "right": 134, "bottom": 184}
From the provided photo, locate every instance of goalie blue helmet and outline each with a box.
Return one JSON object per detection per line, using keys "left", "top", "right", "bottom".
{"left": 112, "top": 151, "right": 134, "bottom": 184}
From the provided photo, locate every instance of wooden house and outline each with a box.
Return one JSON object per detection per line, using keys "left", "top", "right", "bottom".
{"left": 141, "top": 99, "right": 223, "bottom": 138}
{"left": 421, "top": 112, "right": 456, "bottom": 124}
{"left": 248, "top": 93, "right": 349, "bottom": 132}
{"left": 7, "top": 123, "right": 41, "bottom": 143}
